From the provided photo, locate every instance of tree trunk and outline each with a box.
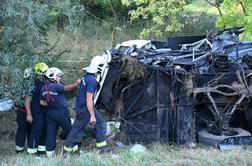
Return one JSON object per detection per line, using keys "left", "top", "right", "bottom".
{"left": 109, "top": 1, "right": 119, "bottom": 47}
{"left": 57, "top": 10, "right": 64, "bottom": 31}
{"left": 111, "top": 14, "right": 119, "bottom": 47}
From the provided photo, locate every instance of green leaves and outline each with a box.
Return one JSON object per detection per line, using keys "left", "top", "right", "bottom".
{"left": 124, "top": 0, "right": 252, "bottom": 39}
{"left": 216, "top": 0, "right": 252, "bottom": 39}
{"left": 0, "top": 0, "right": 49, "bottom": 104}
{"left": 122, "top": 0, "right": 187, "bottom": 39}
{"left": 0, "top": 0, "right": 86, "bottom": 104}
{"left": 46, "top": 0, "right": 85, "bottom": 32}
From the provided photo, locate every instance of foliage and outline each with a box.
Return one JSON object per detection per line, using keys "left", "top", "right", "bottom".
{"left": 0, "top": 0, "right": 85, "bottom": 105}
{"left": 0, "top": 0, "right": 50, "bottom": 104}
{"left": 47, "top": 0, "right": 85, "bottom": 31}
{"left": 216, "top": 0, "right": 252, "bottom": 39}
{"left": 178, "top": 10, "right": 217, "bottom": 35}
{"left": 81, "top": 0, "right": 127, "bottom": 19}
{"left": 204, "top": 0, "right": 224, "bottom": 16}
{"left": 85, "top": 0, "right": 128, "bottom": 46}
{"left": 122, "top": 0, "right": 188, "bottom": 39}
{"left": 90, "top": 0, "right": 124, "bottom": 11}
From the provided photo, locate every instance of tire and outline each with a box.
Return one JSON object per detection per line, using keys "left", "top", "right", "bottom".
{"left": 198, "top": 128, "right": 251, "bottom": 146}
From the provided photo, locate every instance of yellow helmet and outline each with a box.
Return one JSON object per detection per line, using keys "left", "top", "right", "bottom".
{"left": 34, "top": 62, "right": 49, "bottom": 75}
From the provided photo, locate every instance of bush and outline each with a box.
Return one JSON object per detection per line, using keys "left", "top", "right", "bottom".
{"left": 178, "top": 11, "right": 218, "bottom": 35}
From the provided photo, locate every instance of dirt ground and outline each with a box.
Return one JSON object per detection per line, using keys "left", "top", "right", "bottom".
{"left": 0, "top": 111, "right": 17, "bottom": 156}
{"left": 0, "top": 109, "right": 108, "bottom": 157}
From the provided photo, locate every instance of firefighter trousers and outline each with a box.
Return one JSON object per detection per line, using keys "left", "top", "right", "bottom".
{"left": 27, "top": 113, "right": 46, "bottom": 154}
{"left": 15, "top": 111, "right": 31, "bottom": 151}
{"left": 64, "top": 107, "right": 107, "bottom": 148}
{"left": 46, "top": 109, "right": 72, "bottom": 151}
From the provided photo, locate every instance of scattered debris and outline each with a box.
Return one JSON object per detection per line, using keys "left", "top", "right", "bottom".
{"left": 0, "top": 97, "right": 13, "bottom": 112}
{"left": 130, "top": 144, "right": 146, "bottom": 154}
{"left": 217, "top": 136, "right": 252, "bottom": 151}
{"left": 115, "top": 141, "right": 125, "bottom": 148}
{"left": 106, "top": 121, "right": 120, "bottom": 138}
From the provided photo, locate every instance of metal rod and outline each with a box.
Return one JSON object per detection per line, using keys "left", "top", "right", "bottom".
{"left": 122, "top": 72, "right": 155, "bottom": 118}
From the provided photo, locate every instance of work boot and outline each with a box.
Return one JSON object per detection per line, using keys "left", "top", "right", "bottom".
{"left": 15, "top": 149, "right": 25, "bottom": 154}
{"left": 27, "top": 148, "right": 38, "bottom": 156}
{"left": 46, "top": 150, "right": 55, "bottom": 158}
{"left": 15, "top": 146, "right": 25, "bottom": 153}
{"left": 37, "top": 145, "right": 46, "bottom": 156}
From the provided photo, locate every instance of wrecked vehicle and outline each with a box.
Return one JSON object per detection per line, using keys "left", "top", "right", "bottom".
{"left": 96, "top": 28, "right": 252, "bottom": 146}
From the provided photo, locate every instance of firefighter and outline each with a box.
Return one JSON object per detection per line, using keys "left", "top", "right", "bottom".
{"left": 40, "top": 67, "right": 80, "bottom": 157}
{"left": 27, "top": 63, "right": 49, "bottom": 155}
{"left": 64, "top": 56, "right": 110, "bottom": 153}
{"left": 15, "top": 68, "right": 33, "bottom": 153}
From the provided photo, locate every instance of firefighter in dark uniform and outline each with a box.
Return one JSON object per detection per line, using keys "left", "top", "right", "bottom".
{"left": 40, "top": 67, "right": 80, "bottom": 157}
{"left": 64, "top": 56, "right": 110, "bottom": 153}
{"left": 15, "top": 68, "right": 33, "bottom": 152}
{"left": 27, "top": 63, "right": 49, "bottom": 155}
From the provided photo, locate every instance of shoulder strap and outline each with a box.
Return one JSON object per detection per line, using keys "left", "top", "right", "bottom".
{"left": 45, "top": 83, "right": 55, "bottom": 103}
{"left": 82, "top": 77, "right": 86, "bottom": 87}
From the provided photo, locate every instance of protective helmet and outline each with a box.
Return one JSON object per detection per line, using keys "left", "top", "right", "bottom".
{"left": 34, "top": 62, "right": 49, "bottom": 75}
{"left": 23, "top": 68, "right": 32, "bottom": 79}
{"left": 45, "top": 67, "right": 64, "bottom": 81}
{"left": 83, "top": 56, "right": 106, "bottom": 73}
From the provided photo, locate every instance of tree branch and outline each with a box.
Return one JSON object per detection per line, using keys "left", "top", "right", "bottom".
{"left": 39, "top": 33, "right": 62, "bottom": 55}
{"left": 205, "top": 0, "right": 223, "bottom": 16}
{"left": 205, "top": 0, "right": 217, "bottom": 7}
{"left": 50, "top": 46, "right": 73, "bottom": 62}
{"left": 239, "top": 2, "right": 246, "bottom": 14}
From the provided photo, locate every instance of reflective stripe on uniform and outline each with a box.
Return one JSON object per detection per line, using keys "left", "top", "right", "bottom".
{"left": 96, "top": 141, "right": 107, "bottom": 148}
{"left": 64, "top": 145, "right": 78, "bottom": 152}
{"left": 72, "top": 145, "right": 78, "bottom": 152}
{"left": 27, "top": 148, "right": 37, "bottom": 154}
{"left": 15, "top": 146, "right": 25, "bottom": 151}
{"left": 70, "top": 118, "right": 74, "bottom": 125}
{"left": 63, "top": 145, "right": 72, "bottom": 152}
{"left": 46, "top": 150, "right": 55, "bottom": 157}
{"left": 38, "top": 145, "right": 46, "bottom": 152}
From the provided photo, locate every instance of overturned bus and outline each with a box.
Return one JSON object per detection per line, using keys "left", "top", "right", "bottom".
{"left": 95, "top": 28, "right": 252, "bottom": 146}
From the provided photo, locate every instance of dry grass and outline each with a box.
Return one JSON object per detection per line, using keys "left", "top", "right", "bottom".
{"left": 48, "top": 19, "right": 143, "bottom": 63}
{"left": 1, "top": 144, "right": 252, "bottom": 166}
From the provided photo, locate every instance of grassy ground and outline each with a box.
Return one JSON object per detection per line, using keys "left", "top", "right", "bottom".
{"left": 1, "top": 144, "right": 252, "bottom": 166}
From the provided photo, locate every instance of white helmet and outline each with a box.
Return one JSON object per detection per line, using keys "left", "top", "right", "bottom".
{"left": 45, "top": 67, "right": 64, "bottom": 81}
{"left": 23, "top": 68, "right": 32, "bottom": 79}
{"left": 83, "top": 56, "right": 107, "bottom": 73}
